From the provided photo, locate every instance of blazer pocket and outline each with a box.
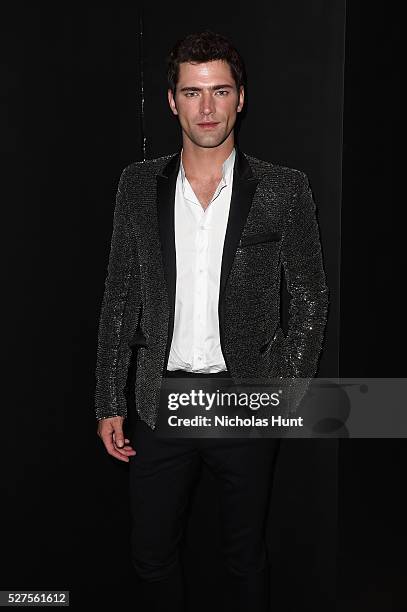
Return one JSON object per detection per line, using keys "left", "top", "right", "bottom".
{"left": 239, "top": 230, "right": 282, "bottom": 248}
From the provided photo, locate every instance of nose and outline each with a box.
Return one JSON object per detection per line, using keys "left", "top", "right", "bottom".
{"left": 199, "top": 91, "right": 215, "bottom": 116}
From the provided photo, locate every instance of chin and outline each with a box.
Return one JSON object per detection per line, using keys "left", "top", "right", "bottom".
{"left": 190, "top": 133, "right": 228, "bottom": 149}
{"left": 198, "top": 140, "right": 224, "bottom": 148}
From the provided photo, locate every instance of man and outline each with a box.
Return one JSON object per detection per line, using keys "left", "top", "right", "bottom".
{"left": 95, "top": 30, "right": 329, "bottom": 612}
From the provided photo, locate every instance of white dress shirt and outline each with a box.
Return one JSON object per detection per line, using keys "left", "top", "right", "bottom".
{"left": 166, "top": 147, "right": 236, "bottom": 373}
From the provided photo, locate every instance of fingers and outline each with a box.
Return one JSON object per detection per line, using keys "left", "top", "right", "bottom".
{"left": 103, "top": 435, "right": 136, "bottom": 463}
{"left": 97, "top": 418, "right": 137, "bottom": 463}
{"left": 113, "top": 434, "right": 137, "bottom": 458}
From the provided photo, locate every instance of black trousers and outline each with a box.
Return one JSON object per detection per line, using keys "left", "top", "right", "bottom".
{"left": 128, "top": 369, "right": 281, "bottom": 612}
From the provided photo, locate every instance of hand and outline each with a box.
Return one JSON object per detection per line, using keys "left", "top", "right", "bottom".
{"left": 97, "top": 416, "right": 137, "bottom": 463}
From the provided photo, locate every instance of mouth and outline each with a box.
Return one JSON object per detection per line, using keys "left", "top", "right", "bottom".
{"left": 197, "top": 122, "right": 220, "bottom": 129}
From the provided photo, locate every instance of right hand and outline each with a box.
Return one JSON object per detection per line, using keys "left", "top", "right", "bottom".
{"left": 97, "top": 416, "right": 137, "bottom": 463}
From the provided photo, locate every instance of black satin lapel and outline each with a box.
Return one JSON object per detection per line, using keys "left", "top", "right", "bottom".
{"left": 219, "top": 151, "right": 259, "bottom": 298}
{"left": 156, "top": 154, "right": 180, "bottom": 310}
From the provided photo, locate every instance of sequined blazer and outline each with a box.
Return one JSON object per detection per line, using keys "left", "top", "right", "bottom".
{"left": 94, "top": 147, "right": 329, "bottom": 428}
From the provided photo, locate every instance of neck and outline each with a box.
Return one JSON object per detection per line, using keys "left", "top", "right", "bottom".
{"left": 181, "top": 135, "right": 235, "bottom": 181}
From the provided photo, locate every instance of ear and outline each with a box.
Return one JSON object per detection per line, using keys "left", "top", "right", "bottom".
{"left": 168, "top": 88, "right": 178, "bottom": 115}
{"left": 237, "top": 85, "right": 244, "bottom": 113}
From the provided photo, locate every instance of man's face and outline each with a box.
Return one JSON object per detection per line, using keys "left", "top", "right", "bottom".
{"left": 168, "top": 59, "right": 244, "bottom": 149}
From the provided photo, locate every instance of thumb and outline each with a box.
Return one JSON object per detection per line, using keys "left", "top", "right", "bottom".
{"left": 114, "top": 428, "right": 125, "bottom": 448}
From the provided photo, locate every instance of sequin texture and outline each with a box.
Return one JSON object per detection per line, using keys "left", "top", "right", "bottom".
{"left": 94, "top": 151, "right": 329, "bottom": 427}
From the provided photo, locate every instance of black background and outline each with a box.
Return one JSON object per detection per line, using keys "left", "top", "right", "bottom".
{"left": 1, "top": 2, "right": 403, "bottom": 611}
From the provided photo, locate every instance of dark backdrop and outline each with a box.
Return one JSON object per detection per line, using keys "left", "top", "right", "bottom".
{"left": 1, "top": 2, "right": 403, "bottom": 611}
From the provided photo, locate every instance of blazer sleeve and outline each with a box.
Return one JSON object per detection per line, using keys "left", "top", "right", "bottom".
{"left": 94, "top": 167, "right": 141, "bottom": 420}
{"left": 280, "top": 171, "right": 330, "bottom": 381}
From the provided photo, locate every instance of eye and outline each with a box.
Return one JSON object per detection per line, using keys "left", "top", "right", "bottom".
{"left": 216, "top": 90, "right": 229, "bottom": 96}
{"left": 185, "top": 92, "right": 198, "bottom": 97}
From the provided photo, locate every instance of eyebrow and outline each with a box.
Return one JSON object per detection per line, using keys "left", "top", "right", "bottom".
{"left": 178, "top": 84, "right": 235, "bottom": 92}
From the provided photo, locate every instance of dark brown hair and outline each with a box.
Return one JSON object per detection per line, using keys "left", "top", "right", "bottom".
{"left": 167, "top": 30, "right": 246, "bottom": 94}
